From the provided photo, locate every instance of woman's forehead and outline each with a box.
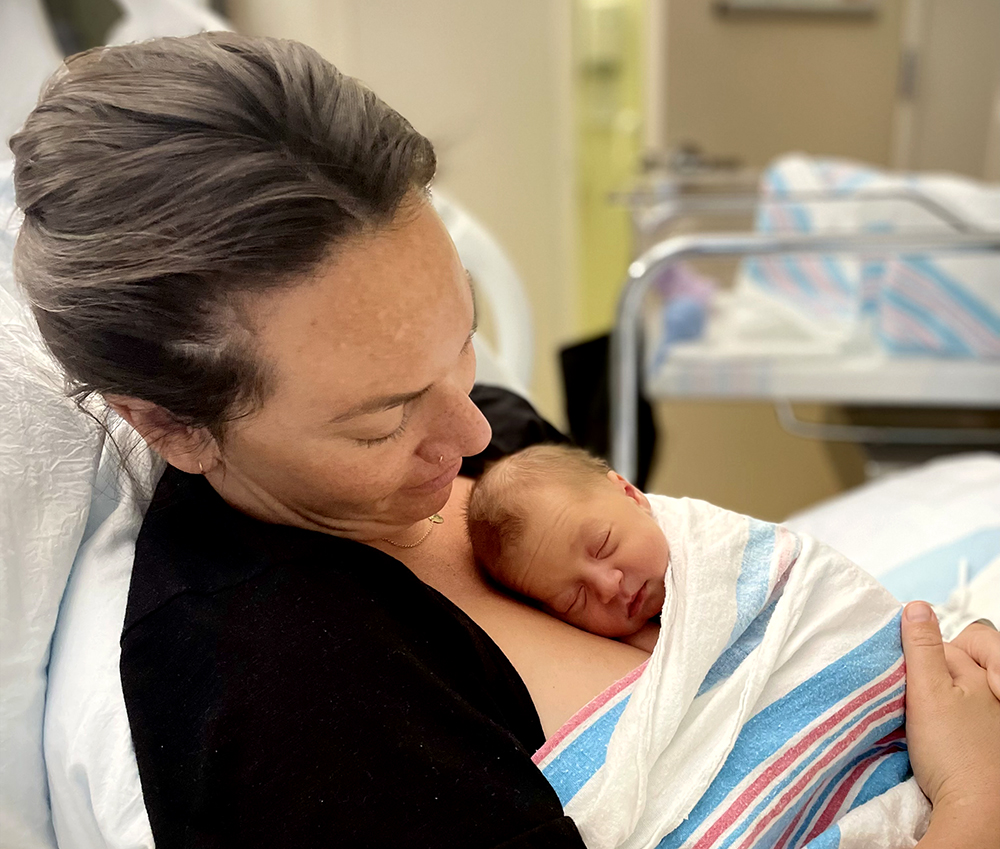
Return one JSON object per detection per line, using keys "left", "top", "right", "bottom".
{"left": 249, "top": 204, "right": 472, "bottom": 409}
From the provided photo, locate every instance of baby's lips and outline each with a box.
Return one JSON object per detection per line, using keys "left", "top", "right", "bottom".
{"left": 627, "top": 584, "right": 647, "bottom": 619}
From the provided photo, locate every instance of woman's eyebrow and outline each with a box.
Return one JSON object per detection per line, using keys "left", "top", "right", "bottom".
{"left": 329, "top": 386, "right": 431, "bottom": 423}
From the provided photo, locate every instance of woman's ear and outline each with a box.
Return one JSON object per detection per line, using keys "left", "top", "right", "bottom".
{"left": 606, "top": 469, "right": 652, "bottom": 513}
{"left": 105, "top": 395, "right": 220, "bottom": 475}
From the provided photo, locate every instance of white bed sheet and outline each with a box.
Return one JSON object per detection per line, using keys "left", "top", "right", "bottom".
{"left": 785, "top": 452, "right": 1000, "bottom": 630}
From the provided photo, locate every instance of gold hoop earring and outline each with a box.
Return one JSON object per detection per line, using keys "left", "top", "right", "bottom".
{"left": 198, "top": 461, "right": 205, "bottom": 475}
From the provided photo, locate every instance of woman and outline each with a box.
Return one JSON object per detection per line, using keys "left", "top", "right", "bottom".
{"left": 10, "top": 34, "right": 998, "bottom": 848}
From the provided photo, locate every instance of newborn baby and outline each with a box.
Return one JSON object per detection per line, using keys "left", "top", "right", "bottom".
{"left": 468, "top": 444, "right": 1000, "bottom": 849}
{"left": 467, "top": 444, "right": 666, "bottom": 652}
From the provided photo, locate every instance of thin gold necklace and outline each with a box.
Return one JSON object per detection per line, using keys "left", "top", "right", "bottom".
{"left": 379, "top": 513, "right": 444, "bottom": 549}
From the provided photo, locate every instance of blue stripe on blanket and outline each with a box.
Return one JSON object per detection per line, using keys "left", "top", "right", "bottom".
{"left": 699, "top": 595, "right": 780, "bottom": 697}
{"left": 850, "top": 749, "right": 911, "bottom": 811}
{"left": 660, "top": 696, "right": 903, "bottom": 849}
{"left": 803, "top": 824, "right": 841, "bottom": 849}
{"left": 780, "top": 257, "right": 820, "bottom": 298}
{"left": 819, "top": 257, "right": 855, "bottom": 297}
{"left": 715, "top": 660, "right": 905, "bottom": 849}
{"left": 903, "top": 256, "right": 1000, "bottom": 335}
{"left": 728, "top": 520, "right": 776, "bottom": 649}
{"left": 780, "top": 737, "right": 909, "bottom": 849}
{"left": 651, "top": 614, "right": 903, "bottom": 849}
{"left": 543, "top": 696, "right": 632, "bottom": 806}
{"left": 880, "top": 288, "right": 973, "bottom": 356}
{"left": 876, "top": 527, "right": 1000, "bottom": 605}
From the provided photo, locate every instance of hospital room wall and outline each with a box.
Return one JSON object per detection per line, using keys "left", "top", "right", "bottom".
{"left": 227, "top": 0, "right": 578, "bottom": 428}
{"left": 659, "top": 0, "right": 907, "bottom": 169}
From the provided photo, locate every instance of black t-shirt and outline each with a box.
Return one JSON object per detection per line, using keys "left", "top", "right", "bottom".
{"left": 120, "top": 385, "right": 582, "bottom": 848}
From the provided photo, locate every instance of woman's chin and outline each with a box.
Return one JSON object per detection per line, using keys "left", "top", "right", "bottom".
{"left": 394, "top": 480, "right": 454, "bottom": 524}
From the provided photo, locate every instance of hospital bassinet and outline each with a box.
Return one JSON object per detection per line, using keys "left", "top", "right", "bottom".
{"left": 610, "top": 156, "right": 1000, "bottom": 484}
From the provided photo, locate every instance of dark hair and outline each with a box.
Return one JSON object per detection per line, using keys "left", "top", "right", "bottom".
{"left": 467, "top": 444, "right": 611, "bottom": 574}
{"left": 10, "top": 32, "right": 436, "bottom": 438}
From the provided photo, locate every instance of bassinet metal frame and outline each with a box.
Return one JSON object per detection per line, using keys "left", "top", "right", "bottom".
{"left": 609, "top": 229, "right": 1000, "bottom": 483}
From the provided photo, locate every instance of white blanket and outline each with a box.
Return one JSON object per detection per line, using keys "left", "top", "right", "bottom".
{"left": 535, "top": 495, "right": 949, "bottom": 849}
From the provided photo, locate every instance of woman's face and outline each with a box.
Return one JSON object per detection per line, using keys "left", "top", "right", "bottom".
{"left": 211, "top": 199, "right": 492, "bottom": 539}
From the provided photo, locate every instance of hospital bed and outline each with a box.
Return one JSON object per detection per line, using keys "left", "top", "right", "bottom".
{"left": 2, "top": 159, "right": 998, "bottom": 849}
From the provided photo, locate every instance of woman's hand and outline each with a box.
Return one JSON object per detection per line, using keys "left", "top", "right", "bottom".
{"left": 902, "top": 602, "right": 1000, "bottom": 848}
{"left": 948, "top": 620, "right": 1000, "bottom": 702}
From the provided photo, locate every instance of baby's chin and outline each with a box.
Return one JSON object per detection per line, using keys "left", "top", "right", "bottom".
{"left": 567, "top": 615, "right": 653, "bottom": 639}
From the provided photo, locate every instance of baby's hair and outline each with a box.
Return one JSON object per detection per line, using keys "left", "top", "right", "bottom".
{"left": 467, "top": 444, "right": 610, "bottom": 575}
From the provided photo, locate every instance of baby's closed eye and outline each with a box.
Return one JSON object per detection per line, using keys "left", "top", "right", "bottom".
{"left": 556, "top": 586, "right": 585, "bottom": 616}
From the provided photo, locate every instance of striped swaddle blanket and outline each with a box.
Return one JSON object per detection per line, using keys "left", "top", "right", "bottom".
{"left": 740, "top": 155, "right": 1000, "bottom": 359}
{"left": 535, "top": 495, "right": 931, "bottom": 849}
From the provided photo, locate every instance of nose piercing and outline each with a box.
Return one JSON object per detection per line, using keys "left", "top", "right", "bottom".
{"left": 439, "top": 455, "right": 444, "bottom": 463}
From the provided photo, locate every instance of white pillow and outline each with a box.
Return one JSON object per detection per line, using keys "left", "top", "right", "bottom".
{"left": 0, "top": 164, "right": 104, "bottom": 849}
{"left": 44, "top": 438, "right": 158, "bottom": 849}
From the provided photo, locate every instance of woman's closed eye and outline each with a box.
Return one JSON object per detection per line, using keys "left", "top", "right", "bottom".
{"left": 355, "top": 406, "right": 411, "bottom": 447}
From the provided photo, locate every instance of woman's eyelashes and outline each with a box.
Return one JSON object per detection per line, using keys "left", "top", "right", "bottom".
{"left": 356, "top": 406, "right": 411, "bottom": 447}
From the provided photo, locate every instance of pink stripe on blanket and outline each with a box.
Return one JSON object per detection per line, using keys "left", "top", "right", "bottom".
{"left": 802, "top": 732, "right": 907, "bottom": 843}
{"left": 773, "top": 526, "right": 800, "bottom": 591}
{"left": 773, "top": 728, "right": 907, "bottom": 849}
{"left": 730, "top": 692, "right": 906, "bottom": 849}
{"left": 532, "top": 660, "right": 649, "bottom": 765}
{"left": 691, "top": 661, "right": 905, "bottom": 849}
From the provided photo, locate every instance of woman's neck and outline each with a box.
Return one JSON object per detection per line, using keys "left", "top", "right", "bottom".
{"left": 380, "top": 476, "right": 485, "bottom": 600}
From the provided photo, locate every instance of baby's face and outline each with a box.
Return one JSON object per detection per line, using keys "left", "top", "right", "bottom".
{"left": 499, "top": 472, "right": 668, "bottom": 638}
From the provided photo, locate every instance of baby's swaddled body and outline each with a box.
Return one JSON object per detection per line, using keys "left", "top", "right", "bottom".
{"left": 469, "top": 446, "right": 925, "bottom": 849}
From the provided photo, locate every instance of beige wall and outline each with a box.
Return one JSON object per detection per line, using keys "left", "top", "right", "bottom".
{"left": 646, "top": 402, "right": 867, "bottom": 522}
{"left": 227, "top": 0, "right": 577, "bottom": 425}
{"left": 904, "top": 0, "right": 1000, "bottom": 178}
{"left": 659, "top": 0, "right": 905, "bottom": 167}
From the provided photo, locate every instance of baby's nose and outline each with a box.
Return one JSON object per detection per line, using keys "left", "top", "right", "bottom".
{"left": 594, "top": 570, "right": 624, "bottom": 604}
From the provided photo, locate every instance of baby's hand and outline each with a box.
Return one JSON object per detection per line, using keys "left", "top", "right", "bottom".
{"left": 620, "top": 621, "right": 660, "bottom": 653}
{"left": 948, "top": 620, "right": 1000, "bottom": 701}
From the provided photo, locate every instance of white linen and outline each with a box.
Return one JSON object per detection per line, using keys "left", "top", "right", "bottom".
{"left": 785, "top": 452, "right": 1000, "bottom": 634}
{"left": 0, "top": 161, "right": 104, "bottom": 849}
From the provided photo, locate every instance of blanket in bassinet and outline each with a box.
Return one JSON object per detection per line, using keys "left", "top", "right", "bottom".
{"left": 534, "top": 495, "right": 932, "bottom": 849}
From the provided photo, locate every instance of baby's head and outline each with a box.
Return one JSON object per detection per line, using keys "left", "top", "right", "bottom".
{"left": 467, "top": 445, "right": 668, "bottom": 638}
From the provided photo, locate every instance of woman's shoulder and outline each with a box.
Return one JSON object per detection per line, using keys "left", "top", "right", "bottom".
{"left": 124, "top": 466, "right": 381, "bottom": 632}
{"left": 121, "top": 476, "right": 571, "bottom": 846}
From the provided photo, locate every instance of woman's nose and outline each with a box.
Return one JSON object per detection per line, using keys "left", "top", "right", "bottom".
{"left": 418, "top": 386, "right": 492, "bottom": 464}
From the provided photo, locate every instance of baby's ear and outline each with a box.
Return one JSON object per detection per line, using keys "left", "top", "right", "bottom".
{"left": 607, "top": 470, "right": 652, "bottom": 514}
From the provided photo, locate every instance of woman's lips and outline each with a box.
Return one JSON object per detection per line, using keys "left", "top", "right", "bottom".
{"left": 627, "top": 583, "right": 647, "bottom": 619}
{"left": 406, "top": 459, "right": 463, "bottom": 495}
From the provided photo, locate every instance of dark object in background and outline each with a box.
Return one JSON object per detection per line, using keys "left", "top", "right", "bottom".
{"left": 560, "top": 333, "right": 658, "bottom": 490}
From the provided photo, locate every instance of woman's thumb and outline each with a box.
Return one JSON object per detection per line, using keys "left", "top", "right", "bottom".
{"left": 901, "top": 602, "right": 951, "bottom": 694}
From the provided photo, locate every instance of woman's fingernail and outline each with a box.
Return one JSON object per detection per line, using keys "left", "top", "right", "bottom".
{"left": 906, "top": 602, "right": 933, "bottom": 622}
